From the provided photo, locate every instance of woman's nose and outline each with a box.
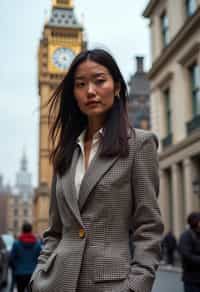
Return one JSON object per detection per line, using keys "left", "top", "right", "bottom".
{"left": 87, "top": 82, "right": 96, "bottom": 96}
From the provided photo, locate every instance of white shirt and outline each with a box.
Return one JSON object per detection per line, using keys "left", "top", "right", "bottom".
{"left": 75, "top": 129, "right": 102, "bottom": 198}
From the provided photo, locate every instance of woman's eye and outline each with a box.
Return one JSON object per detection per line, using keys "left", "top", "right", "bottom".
{"left": 95, "top": 79, "right": 106, "bottom": 85}
{"left": 75, "top": 82, "right": 85, "bottom": 88}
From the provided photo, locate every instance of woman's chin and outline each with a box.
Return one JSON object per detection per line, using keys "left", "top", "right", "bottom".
{"left": 86, "top": 109, "right": 106, "bottom": 117}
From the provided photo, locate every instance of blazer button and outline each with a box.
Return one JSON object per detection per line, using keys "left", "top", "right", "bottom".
{"left": 79, "top": 228, "right": 85, "bottom": 238}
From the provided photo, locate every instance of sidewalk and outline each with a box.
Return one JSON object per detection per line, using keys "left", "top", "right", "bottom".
{"left": 159, "top": 262, "right": 182, "bottom": 273}
{"left": 159, "top": 251, "right": 182, "bottom": 273}
{"left": 160, "top": 250, "right": 182, "bottom": 273}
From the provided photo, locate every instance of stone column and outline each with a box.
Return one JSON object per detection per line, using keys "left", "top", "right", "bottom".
{"left": 172, "top": 164, "right": 184, "bottom": 237}
{"left": 154, "top": 15, "right": 163, "bottom": 60}
{"left": 33, "top": 182, "right": 50, "bottom": 236}
{"left": 183, "top": 158, "right": 197, "bottom": 216}
{"left": 168, "top": 0, "right": 186, "bottom": 38}
{"left": 159, "top": 169, "right": 170, "bottom": 232}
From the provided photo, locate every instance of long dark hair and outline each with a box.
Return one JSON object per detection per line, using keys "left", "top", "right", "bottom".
{"left": 48, "top": 49, "right": 130, "bottom": 176}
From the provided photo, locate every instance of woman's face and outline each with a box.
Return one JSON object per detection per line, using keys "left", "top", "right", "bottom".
{"left": 74, "top": 60, "right": 119, "bottom": 119}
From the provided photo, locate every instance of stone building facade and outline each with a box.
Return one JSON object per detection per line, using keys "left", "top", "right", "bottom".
{"left": 0, "top": 177, "right": 9, "bottom": 235}
{"left": 127, "top": 56, "right": 150, "bottom": 130}
{"left": 143, "top": 0, "right": 200, "bottom": 237}
{"left": 7, "top": 194, "right": 33, "bottom": 236}
{"left": 6, "top": 153, "right": 33, "bottom": 236}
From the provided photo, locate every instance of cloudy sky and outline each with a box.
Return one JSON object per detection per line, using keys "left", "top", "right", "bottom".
{"left": 0, "top": 0, "right": 149, "bottom": 187}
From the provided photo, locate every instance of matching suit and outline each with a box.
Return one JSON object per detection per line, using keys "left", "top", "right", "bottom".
{"left": 30, "top": 129, "right": 164, "bottom": 292}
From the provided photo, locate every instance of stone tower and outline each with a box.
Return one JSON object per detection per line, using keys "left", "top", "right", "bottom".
{"left": 34, "top": 0, "right": 86, "bottom": 234}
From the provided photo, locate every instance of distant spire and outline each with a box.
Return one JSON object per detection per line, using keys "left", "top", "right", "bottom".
{"left": 21, "top": 150, "right": 27, "bottom": 171}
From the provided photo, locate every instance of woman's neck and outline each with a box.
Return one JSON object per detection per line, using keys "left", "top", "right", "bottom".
{"left": 86, "top": 117, "right": 104, "bottom": 140}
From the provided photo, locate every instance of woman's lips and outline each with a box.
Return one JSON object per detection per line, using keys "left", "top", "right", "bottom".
{"left": 85, "top": 100, "right": 100, "bottom": 107}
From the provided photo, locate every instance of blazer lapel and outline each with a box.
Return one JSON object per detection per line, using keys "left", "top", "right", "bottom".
{"left": 78, "top": 151, "right": 119, "bottom": 212}
{"left": 61, "top": 147, "right": 83, "bottom": 226}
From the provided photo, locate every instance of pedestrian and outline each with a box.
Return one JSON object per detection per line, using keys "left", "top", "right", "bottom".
{"left": 9, "top": 256, "right": 16, "bottom": 292}
{"left": 9, "top": 234, "right": 17, "bottom": 292}
{"left": 179, "top": 212, "right": 200, "bottom": 292}
{"left": 162, "top": 230, "right": 177, "bottom": 266}
{"left": 10, "top": 222, "right": 41, "bottom": 292}
{"left": 30, "top": 48, "right": 164, "bottom": 292}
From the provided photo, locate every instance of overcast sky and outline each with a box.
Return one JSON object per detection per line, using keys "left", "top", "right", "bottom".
{"left": 0, "top": 0, "right": 149, "bottom": 187}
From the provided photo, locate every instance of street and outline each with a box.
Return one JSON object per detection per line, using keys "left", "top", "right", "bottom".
{"left": 153, "top": 268, "right": 184, "bottom": 292}
{"left": 1, "top": 267, "right": 184, "bottom": 292}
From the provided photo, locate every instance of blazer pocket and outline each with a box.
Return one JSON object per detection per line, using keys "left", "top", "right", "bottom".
{"left": 93, "top": 256, "right": 129, "bottom": 282}
{"left": 40, "top": 252, "right": 57, "bottom": 273}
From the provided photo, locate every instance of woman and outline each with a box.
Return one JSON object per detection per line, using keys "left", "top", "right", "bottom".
{"left": 30, "top": 49, "right": 163, "bottom": 292}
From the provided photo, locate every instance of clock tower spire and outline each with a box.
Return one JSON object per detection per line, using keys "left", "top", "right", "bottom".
{"left": 34, "top": 0, "right": 86, "bottom": 234}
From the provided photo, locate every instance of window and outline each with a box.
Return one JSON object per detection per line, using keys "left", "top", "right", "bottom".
{"left": 13, "top": 220, "right": 18, "bottom": 229}
{"left": 164, "top": 88, "right": 172, "bottom": 134}
{"left": 161, "top": 11, "right": 170, "bottom": 47}
{"left": 189, "top": 62, "right": 200, "bottom": 116}
{"left": 14, "top": 209, "right": 18, "bottom": 216}
{"left": 24, "top": 209, "right": 28, "bottom": 217}
{"left": 186, "top": 0, "right": 197, "bottom": 16}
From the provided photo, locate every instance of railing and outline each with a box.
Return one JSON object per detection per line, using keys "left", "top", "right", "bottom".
{"left": 186, "top": 114, "right": 200, "bottom": 135}
{"left": 161, "top": 133, "right": 173, "bottom": 148}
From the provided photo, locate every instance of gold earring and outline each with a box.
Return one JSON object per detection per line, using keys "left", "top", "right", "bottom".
{"left": 115, "top": 93, "right": 120, "bottom": 100}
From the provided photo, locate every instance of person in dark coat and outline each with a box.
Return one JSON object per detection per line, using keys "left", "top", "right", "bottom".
{"left": 162, "top": 231, "right": 177, "bottom": 265}
{"left": 10, "top": 222, "right": 41, "bottom": 292}
{"left": 179, "top": 212, "right": 200, "bottom": 292}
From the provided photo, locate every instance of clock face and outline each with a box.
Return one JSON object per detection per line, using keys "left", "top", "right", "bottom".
{"left": 52, "top": 48, "right": 75, "bottom": 70}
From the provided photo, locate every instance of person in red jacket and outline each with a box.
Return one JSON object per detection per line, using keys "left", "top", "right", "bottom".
{"left": 10, "top": 222, "right": 41, "bottom": 292}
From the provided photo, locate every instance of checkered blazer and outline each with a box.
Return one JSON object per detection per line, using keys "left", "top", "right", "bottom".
{"left": 30, "top": 128, "right": 163, "bottom": 292}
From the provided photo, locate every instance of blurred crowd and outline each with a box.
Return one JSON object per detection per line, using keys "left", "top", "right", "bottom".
{"left": 161, "top": 211, "right": 200, "bottom": 292}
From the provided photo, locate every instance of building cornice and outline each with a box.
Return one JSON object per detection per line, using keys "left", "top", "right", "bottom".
{"left": 159, "top": 130, "right": 200, "bottom": 161}
{"left": 143, "top": 0, "right": 159, "bottom": 18}
{"left": 156, "top": 71, "right": 173, "bottom": 90}
{"left": 178, "top": 42, "right": 200, "bottom": 65}
{"left": 148, "top": 7, "right": 200, "bottom": 79}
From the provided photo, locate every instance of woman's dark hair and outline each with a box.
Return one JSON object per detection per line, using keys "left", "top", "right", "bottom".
{"left": 48, "top": 48, "right": 130, "bottom": 176}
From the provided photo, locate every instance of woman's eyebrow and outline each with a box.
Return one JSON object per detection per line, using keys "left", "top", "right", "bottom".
{"left": 74, "top": 75, "right": 85, "bottom": 80}
{"left": 93, "top": 72, "right": 107, "bottom": 78}
{"left": 75, "top": 72, "right": 107, "bottom": 80}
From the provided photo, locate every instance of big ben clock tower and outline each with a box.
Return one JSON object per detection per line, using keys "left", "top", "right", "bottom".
{"left": 34, "top": 0, "right": 86, "bottom": 234}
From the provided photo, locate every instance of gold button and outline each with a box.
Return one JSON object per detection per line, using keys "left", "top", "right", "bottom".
{"left": 79, "top": 228, "right": 85, "bottom": 238}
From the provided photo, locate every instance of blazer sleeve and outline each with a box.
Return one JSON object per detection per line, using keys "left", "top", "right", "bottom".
{"left": 127, "top": 133, "right": 164, "bottom": 292}
{"left": 30, "top": 174, "right": 62, "bottom": 281}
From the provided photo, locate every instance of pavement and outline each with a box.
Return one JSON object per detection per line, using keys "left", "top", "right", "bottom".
{"left": 1, "top": 265, "right": 184, "bottom": 292}
{"left": 152, "top": 264, "right": 184, "bottom": 292}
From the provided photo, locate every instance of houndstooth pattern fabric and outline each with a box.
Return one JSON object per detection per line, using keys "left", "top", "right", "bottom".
{"left": 30, "top": 128, "right": 164, "bottom": 292}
